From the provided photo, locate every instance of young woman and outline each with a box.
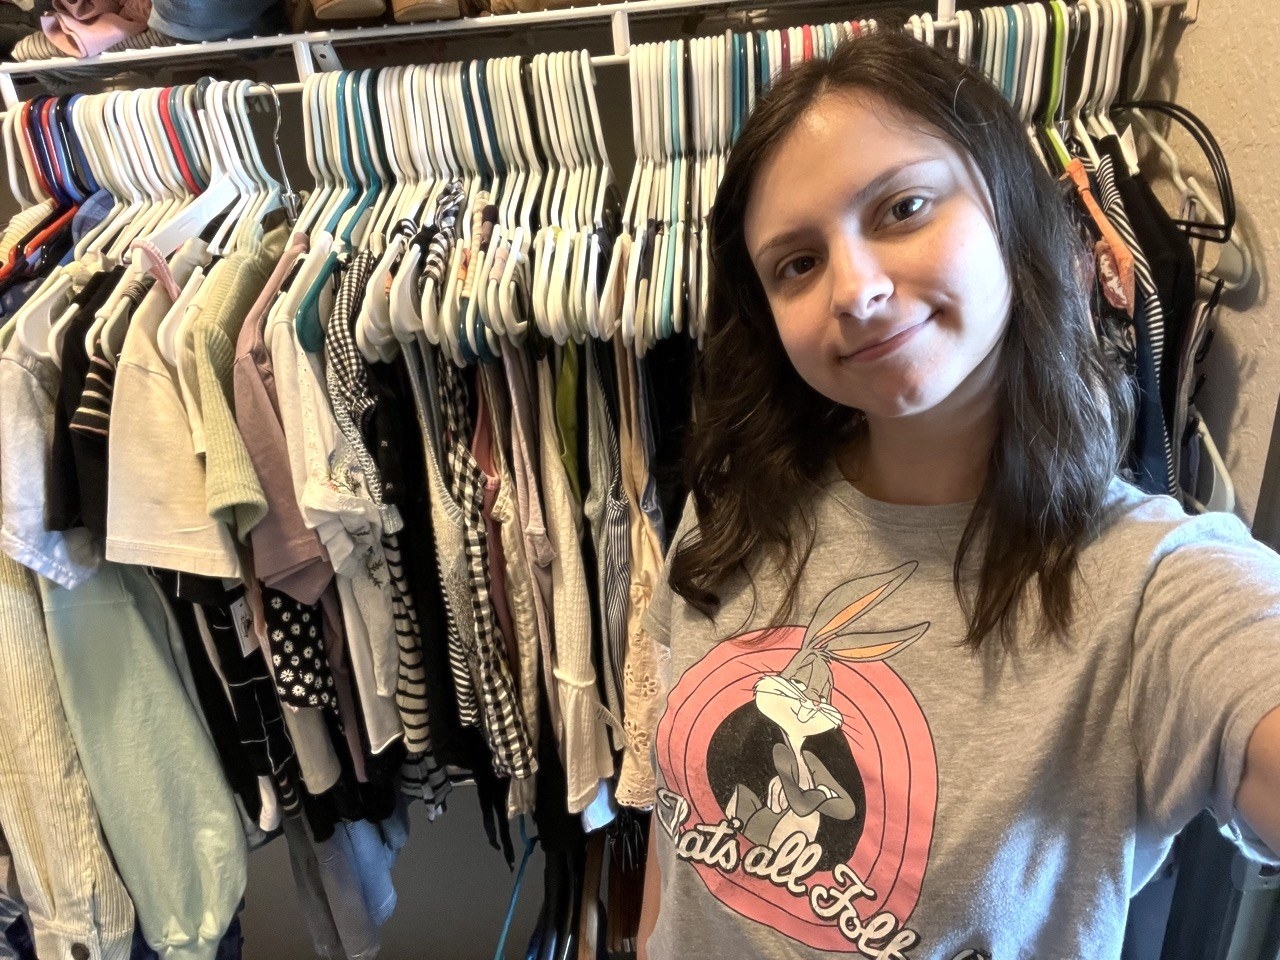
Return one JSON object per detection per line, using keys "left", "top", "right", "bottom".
{"left": 636, "top": 30, "right": 1280, "bottom": 960}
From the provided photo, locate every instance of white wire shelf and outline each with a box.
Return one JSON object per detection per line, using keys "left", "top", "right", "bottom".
{"left": 0, "top": 0, "right": 1194, "bottom": 108}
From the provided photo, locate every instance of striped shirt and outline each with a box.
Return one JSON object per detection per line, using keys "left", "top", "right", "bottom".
{"left": 323, "top": 251, "right": 446, "bottom": 809}
{"left": 1085, "top": 151, "right": 1178, "bottom": 496}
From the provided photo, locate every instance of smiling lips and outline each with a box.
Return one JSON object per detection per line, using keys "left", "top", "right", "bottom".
{"left": 842, "top": 316, "right": 932, "bottom": 363}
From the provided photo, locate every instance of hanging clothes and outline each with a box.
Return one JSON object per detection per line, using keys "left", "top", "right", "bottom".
{"left": 0, "top": 549, "right": 135, "bottom": 960}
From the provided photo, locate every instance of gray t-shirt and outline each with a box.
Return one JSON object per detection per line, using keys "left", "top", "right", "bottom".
{"left": 643, "top": 472, "right": 1280, "bottom": 960}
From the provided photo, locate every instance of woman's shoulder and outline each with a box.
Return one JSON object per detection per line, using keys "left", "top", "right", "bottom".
{"left": 1084, "top": 477, "right": 1259, "bottom": 579}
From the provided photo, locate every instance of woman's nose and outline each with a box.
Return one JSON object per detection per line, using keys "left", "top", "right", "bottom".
{"left": 828, "top": 237, "right": 894, "bottom": 321}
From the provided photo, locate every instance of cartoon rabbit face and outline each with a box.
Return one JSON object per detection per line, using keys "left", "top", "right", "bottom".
{"left": 752, "top": 562, "right": 929, "bottom": 742}
{"left": 754, "top": 672, "right": 843, "bottom": 739}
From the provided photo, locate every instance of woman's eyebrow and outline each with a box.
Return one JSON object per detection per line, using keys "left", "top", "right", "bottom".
{"left": 752, "top": 155, "right": 944, "bottom": 262}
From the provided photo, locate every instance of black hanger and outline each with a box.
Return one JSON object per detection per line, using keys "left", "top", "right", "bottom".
{"left": 1115, "top": 98, "right": 1236, "bottom": 243}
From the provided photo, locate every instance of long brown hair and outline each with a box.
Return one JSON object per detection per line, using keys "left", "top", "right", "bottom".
{"left": 669, "top": 30, "right": 1133, "bottom": 652}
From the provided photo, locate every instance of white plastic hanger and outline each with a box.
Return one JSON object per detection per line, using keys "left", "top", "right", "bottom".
{"left": 139, "top": 81, "right": 241, "bottom": 263}
{"left": 1067, "top": 0, "right": 1103, "bottom": 167}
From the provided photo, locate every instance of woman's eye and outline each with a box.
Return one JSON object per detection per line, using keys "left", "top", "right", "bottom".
{"left": 779, "top": 255, "right": 817, "bottom": 280}
{"left": 886, "top": 195, "right": 927, "bottom": 224}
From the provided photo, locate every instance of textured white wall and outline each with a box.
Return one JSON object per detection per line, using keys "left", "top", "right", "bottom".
{"left": 1145, "top": 2, "right": 1280, "bottom": 525}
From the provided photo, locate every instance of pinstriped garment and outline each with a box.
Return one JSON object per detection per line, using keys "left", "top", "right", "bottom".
{"left": 0, "top": 550, "right": 135, "bottom": 960}
{"left": 402, "top": 339, "right": 480, "bottom": 730}
{"left": 324, "top": 253, "right": 444, "bottom": 799}
{"left": 583, "top": 341, "right": 630, "bottom": 749}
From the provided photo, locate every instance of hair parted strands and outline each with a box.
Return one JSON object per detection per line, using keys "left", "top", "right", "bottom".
{"left": 669, "top": 30, "right": 1133, "bottom": 653}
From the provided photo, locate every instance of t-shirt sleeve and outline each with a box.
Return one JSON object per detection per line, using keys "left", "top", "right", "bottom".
{"left": 1129, "top": 511, "right": 1280, "bottom": 865}
{"left": 641, "top": 494, "right": 697, "bottom": 648}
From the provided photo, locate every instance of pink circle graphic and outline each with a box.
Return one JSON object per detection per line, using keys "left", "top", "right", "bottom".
{"left": 656, "top": 626, "right": 937, "bottom": 952}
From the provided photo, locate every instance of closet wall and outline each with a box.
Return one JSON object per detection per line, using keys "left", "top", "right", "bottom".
{"left": 1147, "top": 1, "right": 1280, "bottom": 525}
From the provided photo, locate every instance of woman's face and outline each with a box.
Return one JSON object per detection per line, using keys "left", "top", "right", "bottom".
{"left": 743, "top": 90, "right": 1013, "bottom": 424}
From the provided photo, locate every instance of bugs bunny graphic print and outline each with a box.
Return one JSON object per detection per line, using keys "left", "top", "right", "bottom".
{"left": 654, "top": 562, "right": 988, "bottom": 960}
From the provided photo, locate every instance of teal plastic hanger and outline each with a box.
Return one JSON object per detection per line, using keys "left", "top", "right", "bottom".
{"left": 295, "top": 71, "right": 371, "bottom": 355}
{"left": 339, "top": 69, "right": 383, "bottom": 242}
{"left": 1003, "top": 7, "right": 1019, "bottom": 100}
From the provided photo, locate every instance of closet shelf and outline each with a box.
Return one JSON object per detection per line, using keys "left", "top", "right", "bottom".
{"left": 0, "top": 0, "right": 1196, "bottom": 109}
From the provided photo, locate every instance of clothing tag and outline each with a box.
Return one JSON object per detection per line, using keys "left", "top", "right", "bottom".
{"left": 230, "top": 596, "right": 256, "bottom": 657}
{"left": 1095, "top": 239, "right": 1134, "bottom": 317}
{"left": 1119, "top": 124, "right": 1141, "bottom": 174}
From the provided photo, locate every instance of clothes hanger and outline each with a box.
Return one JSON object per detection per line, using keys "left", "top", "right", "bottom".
{"left": 359, "top": 68, "right": 400, "bottom": 256}
{"left": 70, "top": 95, "right": 141, "bottom": 264}
{"left": 356, "top": 67, "right": 412, "bottom": 362}
{"left": 446, "top": 59, "right": 494, "bottom": 363}
{"left": 3, "top": 107, "right": 39, "bottom": 210}
{"left": 1067, "top": 0, "right": 1103, "bottom": 166}
{"left": 649, "top": 38, "right": 679, "bottom": 351}
{"left": 664, "top": 36, "right": 692, "bottom": 342}
{"left": 638, "top": 41, "right": 669, "bottom": 355}
{"left": 527, "top": 52, "right": 559, "bottom": 342}
{"left": 435, "top": 61, "right": 480, "bottom": 365}
{"left": 481, "top": 55, "right": 522, "bottom": 341}
{"left": 1123, "top": 0, "right": 1154, "bottom": 102}
{"left": 1116, "top": 98, "right": 1246, "bottom": 290}
{"left": 305, "top": 71, "right": 354, "bottom": 244}
{"left": 202, "top": 81, "right": 257, "bottom": 257}
{"left": 544, "top": 50, "right": 579, "bottom": 345}
{"left": 418, "top": 64, "right": 461, "bottom": 348}
{"left": 462, "top": 57, "right": 503, "bottom": 360}
{"left": 460, "top": 58, "right": 499, "bottom": 363}
{"left": 494, "top": 56, "right": 539, "bottom": 345}
{"left": 222, "top": 79, "right": 280, "bottom": 250}
{"left": 297, "top": 71, "right": 375, "bottom": 352}
{"left": 623, "top": 43, "right": 651, "bottom": 351}
{"left": 67, "top": 94, "right": 123, "bottom": 263}
{"left": 1086, "top": 0, "right": 1125, "bottom": 142}
{"left": 1040, "top": 1, "right": 1073, "bottom": 170}
{"left": 292, "top": 73, "right": 331, "bottom": 236}
{"left": 564, "top": 49, "right": 599, "bottom": 343}
{"left": 388, "top": 65, "right": 443, "bottom": 346}
{"left": 138, "top": 80, "right": 241, "bottom": 265}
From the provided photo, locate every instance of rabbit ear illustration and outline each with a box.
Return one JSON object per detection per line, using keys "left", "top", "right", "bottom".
{"left": 820, "top": 623, "right": 929, "bottom": 663}
{"left": 806, "top": 562, "right": 919, "bottom": 645}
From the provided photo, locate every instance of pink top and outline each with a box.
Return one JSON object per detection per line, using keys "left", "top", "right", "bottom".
{"left": 232, "top": 233, "right": 334, "bottom": 606}
{"left": 41, "top": 0, "right": 149, "bottom": 58}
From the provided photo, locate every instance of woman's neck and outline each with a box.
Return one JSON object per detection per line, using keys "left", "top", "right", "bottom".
{"left": 839, "top": 393, "right": 999, "bottom": 507}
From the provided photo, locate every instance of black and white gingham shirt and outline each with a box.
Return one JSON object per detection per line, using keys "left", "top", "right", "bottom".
{"left": 433, "top": 349, "right": 537, "bottom": 783}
